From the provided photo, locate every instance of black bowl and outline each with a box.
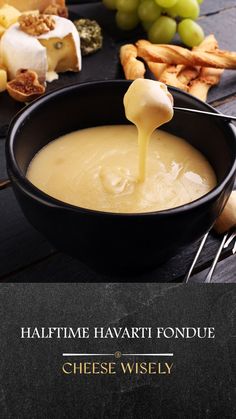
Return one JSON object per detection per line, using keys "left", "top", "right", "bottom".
{"left": 6, "top": 80, "right": 236, "bottom": 274}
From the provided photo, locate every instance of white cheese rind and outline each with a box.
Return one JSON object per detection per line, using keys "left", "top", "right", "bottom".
{"left": 1, "top": 24, "right": 47, "bottom": 80}
{"left": 0, "top": 15, "right": 81, "bottom": 81}
{"left": 39, "top": 16, "right": 82, "bottom": 71}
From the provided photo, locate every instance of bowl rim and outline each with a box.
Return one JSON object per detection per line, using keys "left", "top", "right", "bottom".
{"left": 6, "top": 79, "right": 236, "bottom": 218}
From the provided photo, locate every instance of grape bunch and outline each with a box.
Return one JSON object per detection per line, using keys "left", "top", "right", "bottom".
{"left": 102, "top": 0, "right": 205, "bottom": 48}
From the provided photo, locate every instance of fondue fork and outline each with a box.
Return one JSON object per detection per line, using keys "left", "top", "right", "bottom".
{"left": 184, "top": 229, "right": 236, "bottom": 283}
{"left": 174, "top": 107, "right": 236, "bottom": 122}
{"left": 185, "top": 191, "right": 236, "bottom": 283}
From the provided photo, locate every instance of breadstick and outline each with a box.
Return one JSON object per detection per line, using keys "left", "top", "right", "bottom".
{"left": 189, "top": 67, "right": 224, "bottom": 101}
{"left": 147, "top": 62, "right": 168, "bottom": 79}
{"left": 136, "top": 40, "right": 236, "bottom": 69}
{"left": 147, "top": 60, "right": 190, "bottom": 90}
{"left": 194, "top": 34, "right": 219, "bottom": 52}
{"left": 159, "top": 65, "right": 189, "bottom": 91}
{"left": 147, "top": 60, "right": 195, "bottom": 92}
{"left": 177, "top": 36, "right": 219, "bottom": 92}
{"left": 189, "top": 35, "right": 224, "bottom": 101}
{"left": 147, "top": 35, "right": 219, "bottom": 93}
{"left": 177, "top": 65, "right": 199, "bottom": 85}
{"left": 120, "top": 44, "right": 146, "bottom": 80}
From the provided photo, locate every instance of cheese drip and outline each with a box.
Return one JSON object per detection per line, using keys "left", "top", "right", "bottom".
{"left": 124, "top": 79, "right": 173, "bottom": 182}
{"left": 27, "top": 125, "right": 216, "bottom": 214}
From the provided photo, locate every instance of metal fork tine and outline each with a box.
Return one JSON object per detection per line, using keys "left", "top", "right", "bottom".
{"left": 184, "top": 232, "right": 209, "bottom": 283}
{"left": 224, "top": 231, "right": 236, "bottom": 249}
{"left": 204, "top": 233, "right": 229, "bottom": 283}
{"left": 233, "top": 242, "right": 236, "bottom": 254}
{"left": 185, "top": 228, "right": 236, "bottom": 283}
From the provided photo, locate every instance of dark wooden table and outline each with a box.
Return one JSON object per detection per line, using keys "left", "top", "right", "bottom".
{"left": 0, "top": 0, "right": 235, "bottom": 283}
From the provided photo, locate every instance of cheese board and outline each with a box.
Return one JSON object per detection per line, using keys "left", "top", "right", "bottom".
{"left": 0, "top": 7, "right": 119, "bottom": 137}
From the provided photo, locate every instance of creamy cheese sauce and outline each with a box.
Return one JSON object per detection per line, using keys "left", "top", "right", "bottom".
{"left": 27, "top": 79, "right": 216, "bottom": 213}
{"left": 27, "top": 125, "right": 216, "bottom": 213}
{"left": 124, "top": 79, "right": 173, "bottom": 181}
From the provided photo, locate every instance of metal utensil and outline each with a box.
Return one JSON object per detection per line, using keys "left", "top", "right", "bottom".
{"left": 174, "top": 107, "right": 236, "bottom": 122}
{"left": 185, "top": 229, "right": 236, "bottom": 283}
{"left": 185, "top": 191, "right": 236, "bottom": 283}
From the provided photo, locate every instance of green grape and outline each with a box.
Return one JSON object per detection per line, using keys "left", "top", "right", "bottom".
{"left": 142, "top": 20, "right": 152, "bottom": 31}
{"left": 116, "top": 10, "right": 139, "bottom": 30}
{"left": 138, "top": 0, "right": 161, "bottom": 23}
{"left": 164, "top": 6, "right": 178, "bottom": 17}
{"left": 178, "top": 19, "right": 204, "bottom": 47}
{"left": 116, "top": 0, "right": 140, "bottom": 13}
{"left": 102, "top": 0, "right": 117, "bottom": 10}
{"left": 148, "top": 16, "right": 177, "bottom": 43}
{"left": 197, "top": 0, "right": 203, "bottom": 3}
{"left": 155, "top": 0, "right": 178, "bottom": 8}
{"left": 174, "top": 0, "right": 200, "bottom": 19}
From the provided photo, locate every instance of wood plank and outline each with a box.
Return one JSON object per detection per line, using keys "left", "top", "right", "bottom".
{"left": 215, "top": 96, "right": 236, "bottom": 117}
{"left": 1, "top": 233, "right": 229, "bottom": 283}
{"left": 0, "top": 140, "right": 7, "bottom": 179}
{"left": 201, "top": 0, "right": 236, "bottom": 15}
{"left": 0, "top": 94, "right": 22, "bottom": 138}
{"left": 191, "top": 253, "right": 236, "bottom": 283}
{"left": 0, "top": 188, "right": 55, "bottom": 277}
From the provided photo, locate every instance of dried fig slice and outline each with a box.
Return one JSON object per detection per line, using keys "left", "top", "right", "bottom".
{"left": 7, "top": 70, "right": 45, "bottom": 102}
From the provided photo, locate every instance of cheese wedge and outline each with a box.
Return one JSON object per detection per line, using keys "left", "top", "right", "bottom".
{"left": 0, "top": 4, "right": 21, "bottom": 28}
{"left": 0, "top": 15, "right": 82, "bottom": 82}
{"left": 0, "top": 1, "right": 65, "bottom": 12}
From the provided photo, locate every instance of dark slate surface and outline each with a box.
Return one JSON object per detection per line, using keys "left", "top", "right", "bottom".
{"left": 216, "top": 97, "right": 236, "bottom": 116}
{"left": 200, "top": 0, "right": 236, "bottom": 15}
{"left": 0, "top": 284, "right": 236, "bottom": 418}
{"left": 0, "top": 234, "right": 224, "bottom": 283}
{"left": 0, "top": 3, "right": 236, "bottom": 417}
{"left": 0, "top": 1, "right": 235, "bottom": 283}
{"left": 0, "top": 140, "right": 6, "bottom": 177}
{"left": 192, "top": 253, "right": 236, "bottom": 283}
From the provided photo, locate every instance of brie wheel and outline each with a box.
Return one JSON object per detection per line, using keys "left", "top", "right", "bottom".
{"left": 0, "top": 15, "right": 82, "bottom": 82}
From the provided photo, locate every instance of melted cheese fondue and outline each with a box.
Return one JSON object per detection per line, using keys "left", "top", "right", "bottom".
{"left": 27, "top": 124, "right": 216, "bottom": 213}
{"left": 27, "top": 79, "right": 216, "bottom": 213}
{"left": 124, "top": 79, "right": 173, "bottom": 181}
